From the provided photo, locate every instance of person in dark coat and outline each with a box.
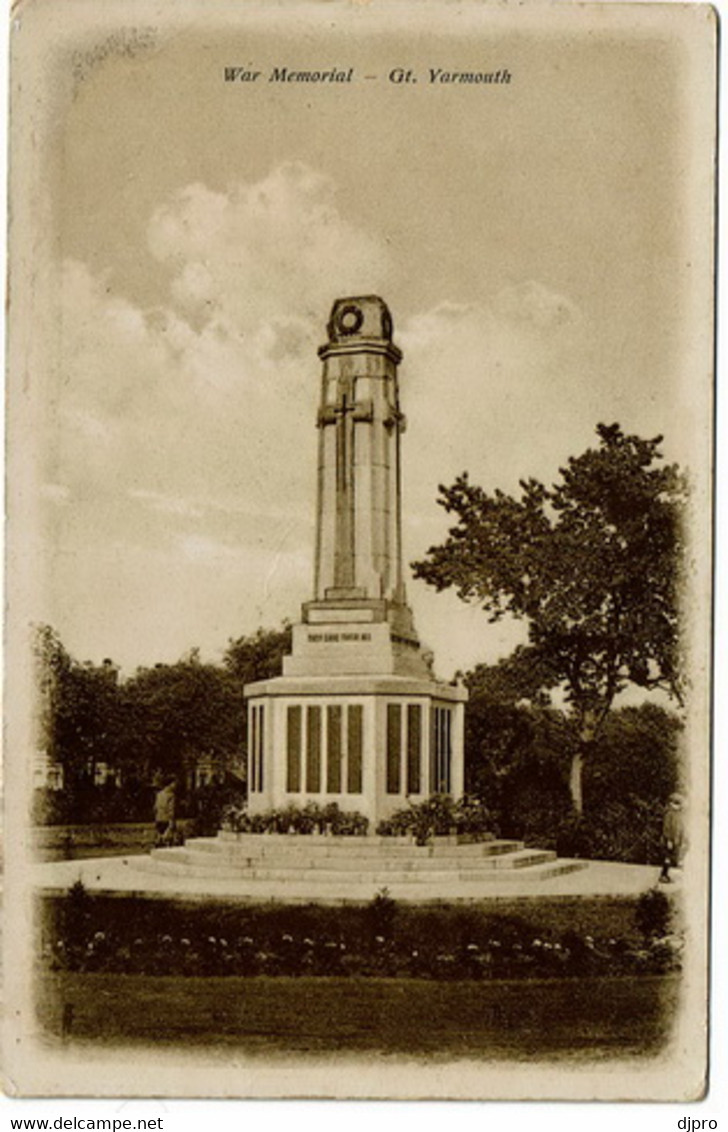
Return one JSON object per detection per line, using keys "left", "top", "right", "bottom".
{"left": 659, "top": 793, "right": 685, "bottom": 883}
{"left": 154, "top": 778, "right": 178, "bottom": 847}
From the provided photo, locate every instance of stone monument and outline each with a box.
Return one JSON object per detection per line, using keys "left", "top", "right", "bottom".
{"left": 244, "top": 297, "right": 467, "bottom": 824}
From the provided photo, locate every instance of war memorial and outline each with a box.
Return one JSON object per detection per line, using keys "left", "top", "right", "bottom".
{"left": 244, "top": 295, "right": 467, "bottom": 825}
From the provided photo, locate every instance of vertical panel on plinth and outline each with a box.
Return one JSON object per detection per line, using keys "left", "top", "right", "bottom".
{"left": 386, "top": 703, "right": 402, "bottom": 794}
{"left": 249, "top": 704, "right": 258, "bottom": 793}
{"left": 430, "top": 705, "right": 453, "bottom": 794}
{"left": 287, "top": 705, "right": 302, "bottom": 793}
{"left": 452, "top": 702, "right": 465, "bottom": 798}
{"left": 443, "top": 708, "right": 452, "bottom": 793}
{"left": 406, "top": 703, "right": 421, "bottom": 795}
{"left": 326, "top": 705, "right": 343, "bottom": 792}
{"left": 257, "top": 705, "right": 265, "bottom": 792}
{"left": 347, "top": 704, "right": 363, "bottom": 794}
{"left": 306, "top": 705, "right": 322, "bottom": 792}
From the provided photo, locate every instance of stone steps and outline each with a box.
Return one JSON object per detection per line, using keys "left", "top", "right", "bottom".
{"left": 216, "top": 832, "right": 497, "bottom": 851}
{"left": 146, "top": 846, "right": 555, "bottom": 879}
{"left": 132, "top": 855, "right": 582, "bottom": 886}
{"left": 175, "top": 837, "right": 524, "bottom": 868}
{"left": 130, "top": 832, "right": 588, "bottom": 894}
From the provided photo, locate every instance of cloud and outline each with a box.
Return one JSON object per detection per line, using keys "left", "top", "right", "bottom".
{"left": 147, "top": 163, "right": 391, "bottom": 335}
{"left": 46, "top": 163, "right": 394, "bottom": 668}
{"left": 54, "top": 161, "right": 395, "bottom": 501}
{"left": 491, "top": 280, "right": 579, "bottom": 330}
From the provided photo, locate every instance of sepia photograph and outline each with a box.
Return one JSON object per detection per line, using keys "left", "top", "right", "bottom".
{"left": 2, "top": 0, "right": 718, "bottom": 1102}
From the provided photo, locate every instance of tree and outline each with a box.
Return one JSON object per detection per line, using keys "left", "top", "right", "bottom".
{"left": 463, "top": 651, "right": 575, "bottom": 839}
{"left": 123, "top": 656, "right": 244, "bottom": 782}
{"left": 34, "top": 624, "right": 122, "bottom": 784}
{"left": 585, "top": 703, "right": 682, "bottom": 812}
{"left": 412, "top": 424, "right": 686, "bottom": 812}
{"left": 463, "top": 648, "right": 553, "bottom": 804}
{"left": 120, "top": 625, "right": 293, "bottom": 787}
{"left": 34, "top": 624, "right": 72, "bottom": 768}
{"left": 223, "top": 624, "right": 292, "bottom": 685}
{"left": 34, "top": 623, "right": 293, "bottom": 809}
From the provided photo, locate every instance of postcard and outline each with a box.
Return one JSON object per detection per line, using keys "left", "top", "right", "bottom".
{"left": 3, "top": 0, "right": 717, "bottom": 1101}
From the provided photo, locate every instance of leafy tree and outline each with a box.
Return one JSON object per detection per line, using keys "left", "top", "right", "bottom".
{"left": 462, "top": 660, "right": 683, "bottom": 857}
{"left": 118, "top": 626, "right": 293, "bottom": 787}
{"left": 223, "top": 624, "right": 292, "bottom": 684}
{"left": 221, "top": 624, "right": 293, "bottom": 780}
{"left": 585, "top": 703, "right": 682, "bottom": 812}
{"left": 34, "top": 624, "right": 72, "bottom": 768}
{"left": 123, "top": 656, "right": 244, "bottom": 782}
{"left": 34, "top": 624, "right": 294, "bottom": 810}
{"left": 463, "top": 657, "right": 575, "bottom": 841}
{"left": 413, "top": 424, "right": 686, "bottom": 812}
{"left": 463, "top": 648, "right": 556, "bottom": 803}
{"left": 34, "top": 624, "right": 121, "bottom": 783}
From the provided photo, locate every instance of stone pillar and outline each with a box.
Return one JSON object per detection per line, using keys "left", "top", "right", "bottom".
{"left": 314, "top": 297, "right": 404, "bottom": 605}
{"left": 245, "top": 297, "right": 468, "bottom": 825}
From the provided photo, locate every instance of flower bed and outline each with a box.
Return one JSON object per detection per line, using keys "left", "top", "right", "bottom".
{"left": 39, "top": 884, "right": 682, "bottom": 981}
{"left": 221, "top": 801, "right": 369, "bottom": 836}
{"left": 376, "top": 794, "right": 494, "bottom": 844}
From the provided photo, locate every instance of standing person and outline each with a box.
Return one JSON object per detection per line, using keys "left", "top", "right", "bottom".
{"left": 154, "top": 777, "right": 177, "bottom": 847}
{"left": 659, "top": 793, "right": 685, "bottom": 883}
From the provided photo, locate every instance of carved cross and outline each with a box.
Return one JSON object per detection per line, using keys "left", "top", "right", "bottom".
{"left": 317, "top": 380, "right": 373, "bottom": 588}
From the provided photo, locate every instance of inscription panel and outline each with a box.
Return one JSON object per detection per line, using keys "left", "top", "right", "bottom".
{"left": 307, "top": 632, "right": 372, "bottom": 643}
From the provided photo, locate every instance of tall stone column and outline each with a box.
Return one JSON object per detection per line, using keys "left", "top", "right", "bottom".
{"left": 314, "top": 296, "right": 405, "bottom": 606}
{"left": 245, "top": 297, "right": 467, "bottom": 822}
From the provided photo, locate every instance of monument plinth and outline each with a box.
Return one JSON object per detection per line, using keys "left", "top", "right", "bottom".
{"left": 245, "top": 297, "right": 467, "bottom": 823}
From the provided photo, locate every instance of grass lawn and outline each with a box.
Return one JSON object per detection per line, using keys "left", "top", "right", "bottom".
{"left": 37, "top": 972, "right": 678, "bottom": 1059}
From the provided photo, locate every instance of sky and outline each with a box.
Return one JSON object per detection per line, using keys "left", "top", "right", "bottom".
{"left": 23, "top": 1, "right": 714, "bottom": 678}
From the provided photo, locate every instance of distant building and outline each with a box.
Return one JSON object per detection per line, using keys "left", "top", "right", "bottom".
{"left": 33, "top": 749, "right": 64, "bottom": 791}
{"left": 189, "top": 752, "right": 245, "bottom": 790}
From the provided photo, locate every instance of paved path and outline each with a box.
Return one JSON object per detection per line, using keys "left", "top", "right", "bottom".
{"left": 32, "top": 852, "right": 679, "bottom": 904}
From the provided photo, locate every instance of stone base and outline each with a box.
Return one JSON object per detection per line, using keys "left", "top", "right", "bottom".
{"left": 283, "top": 620, "right": 430, "bottom": 678}
{"left": 243, "top": 673, "right": 467, "bottom": 825}
{"left": 284, "top": 598, "right": 430, "bottom": 680}
{"left": 135, "top": 832, "right": 588, "bottom": 899}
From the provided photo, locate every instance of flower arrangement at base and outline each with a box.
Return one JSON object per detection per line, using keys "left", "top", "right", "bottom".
{"left": 220, "top": 801, "right": 369, "bottom": 836}
{"left": 376, "top": 794, "right": 494, "bottom": 844}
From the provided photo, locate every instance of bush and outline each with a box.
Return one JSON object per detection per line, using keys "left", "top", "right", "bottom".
{"left": 367, "top": 888, "right": 397, "bottom": 941}
{"left": 463, "top": 701, "right": 683, "bottom": 864}
{"left": 189, "top": 781, "right": 246, "bottom": 837}
{"left": 635, "top": 889, "right": 673, "bottom": 940}
{"left": 376, "top": 794, "right": 493, "bottom": 844}
{"left": 32, "top": 782, "right": 154, "bottom": 826}
{"left": 555, "top": 798, "right": 666, "bottom": 863}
